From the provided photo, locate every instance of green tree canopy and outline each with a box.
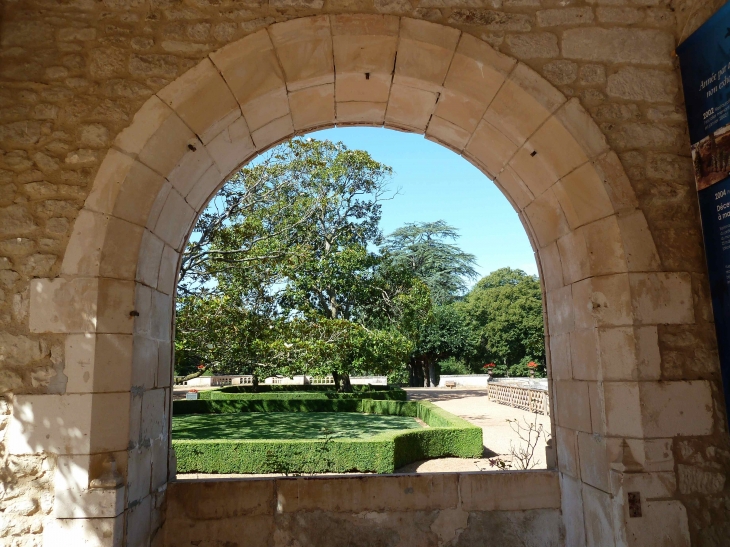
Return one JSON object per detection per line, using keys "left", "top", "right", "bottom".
{"left": 175, "top": 138, "right": 546, "bottom": 388}
{"left": 178, "top": 142, "right": 324, "bottom": 294}
{"left": 175, "top": 138, "right": 422, "bottom": 389}
{"left": 460, "top": 267, "right": 545, "bottom": 376}
{"left": 381, "top": 221, "right": 478, "bottom": 305}
{"left": 276, "top": 138, "right": 392, "bottom": 323}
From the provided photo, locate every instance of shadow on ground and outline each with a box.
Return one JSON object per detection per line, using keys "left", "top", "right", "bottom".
{"left": 404, "top": 389, "right": 489, "bottom": 402}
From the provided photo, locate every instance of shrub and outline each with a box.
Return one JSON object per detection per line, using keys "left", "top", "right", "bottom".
{"left": 172, "top": 399, "right": 482, "bottom": 474}
{"left": 173, "top": 398, "right": 361, "bottom": 415}
{"left": 197, "top": 389, "right": 407, "bottom": 401}
{"left": 174, "top": 438, "right": 397, "bottom": 474}
{"left": 217, "top": 384, "right": 394, "bottom": 394}
{"left": 439, "top": 357, "right": 471, "bottom": 375}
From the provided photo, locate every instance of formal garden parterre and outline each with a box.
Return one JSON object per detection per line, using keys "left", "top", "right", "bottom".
{"left": 172, "top": 388, "right": 483, "bottom": 475}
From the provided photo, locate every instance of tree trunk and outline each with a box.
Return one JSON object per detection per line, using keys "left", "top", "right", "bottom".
{"left": 332, "top": 370, "right": 342, "bottom": 391}
{"left": 341, "top": 372, "right": 353, "bottom": 393}
{"left": 251, "top": 375, "right": 259, "bottom": 390}
{"left": 428, "top": 360, "right": 437, "bottom": 388}
{"left": 410, "top": 359, "right": 423, "bottom": 387}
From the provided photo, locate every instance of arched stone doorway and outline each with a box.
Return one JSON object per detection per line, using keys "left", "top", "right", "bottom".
{"left": 7, "top": 14, "right": 711, "bottom": 547}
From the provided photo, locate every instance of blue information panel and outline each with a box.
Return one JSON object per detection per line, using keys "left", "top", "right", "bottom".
{"left": 677, "top": 1, "right": 730, "bottom": 428}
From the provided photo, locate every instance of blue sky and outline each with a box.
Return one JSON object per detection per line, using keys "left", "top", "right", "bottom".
{"left": 309, "top": 127, "right": 538, "bottom": 281}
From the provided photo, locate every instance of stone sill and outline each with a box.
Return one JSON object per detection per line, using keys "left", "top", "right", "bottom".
{"left": 167, "top": 469, "right": 561, "bottom": 515}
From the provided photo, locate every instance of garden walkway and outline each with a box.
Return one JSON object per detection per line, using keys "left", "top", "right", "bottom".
{"left": 396, "top": 387, "right": 551, "bottom": 473}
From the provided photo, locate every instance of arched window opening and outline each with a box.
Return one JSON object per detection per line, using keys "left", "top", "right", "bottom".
{"left": 171, "top": 127, "right": 551, "bottom": 476}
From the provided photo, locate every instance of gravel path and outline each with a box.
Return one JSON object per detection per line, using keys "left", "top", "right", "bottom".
{"left": 395, "top": 387, "right": 551, "bottom": 473}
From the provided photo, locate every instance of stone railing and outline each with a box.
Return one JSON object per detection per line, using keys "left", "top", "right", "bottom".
{"left": 310, "top": 376, "right": 388, "bottom": 385}
{"left": 350, "top": 376, "right": 387, "bottom": 385}
{"left": 437, "top": 374, "right": 490, "bottom": 388}
{"left": 487, "top": 383, "right": 550, "bottom": 416}
{"left": 179, "top": 375, "right": 388, "bottom": 387}
{"left": 180, "top": 375, "right": 254, "bottom": 387}
{"left": 310, "top": 376, "right": 335, "bottom": 385}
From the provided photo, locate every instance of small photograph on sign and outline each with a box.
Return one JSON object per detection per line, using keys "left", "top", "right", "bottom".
{"left": 692, "top": 125, "right": 730, "bottom": 190}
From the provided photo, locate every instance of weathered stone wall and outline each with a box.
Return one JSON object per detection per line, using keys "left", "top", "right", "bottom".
{"left": 164, "top": 472, "right": 563, "bottom": 547}
{"left": 1, "top": 1, "right": 730, "bottom": 546}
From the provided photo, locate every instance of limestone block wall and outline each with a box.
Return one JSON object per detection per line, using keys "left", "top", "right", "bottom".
{"left": 164, "top": 472, "right": 563, "bottom": 547}
{"left": 0, "top": 1, "right": 729, "bottom": 546}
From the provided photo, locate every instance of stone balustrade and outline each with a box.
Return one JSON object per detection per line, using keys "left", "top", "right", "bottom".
{"left": 487, "top": 382, "right": 551, "bottom": 416}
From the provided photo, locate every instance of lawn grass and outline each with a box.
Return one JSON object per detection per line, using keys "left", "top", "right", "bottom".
{"left": 172, "top": 399, "right": 483, "bottom": 474}
{"left": 172, "top": 411, "right": 423, "bottom": 441}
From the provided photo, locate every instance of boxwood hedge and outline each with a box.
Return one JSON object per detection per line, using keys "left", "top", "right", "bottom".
{"left": 173, "top": 398, "right": 362, "bottom": 415}
{"left": 197, "top": 388, "right": 407, "bottom": 401}
{"left": 172, "top": 399, "right": 482, "bottom": 474}
{"left": 217, "top": 384, "right": 395, "bottom": 394}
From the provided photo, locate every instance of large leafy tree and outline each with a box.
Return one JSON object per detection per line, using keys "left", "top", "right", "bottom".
{"left": 175, "top": 138, "right": 419, "bottom": 389}
{"left": 174, "top": 142, "right": 323, "bottom": 382}
{"left": 272, "top": 139, "right": 395, "bottom": 389}
{"left": 361, "top": 263, "right": 434, "bottom": 385}
{"left": 277, "top": 139, "right": 392, "bottom": 321}
{"left": 379, "top": 221, "right": 482, "bottom": 385}
{"left": 381, "top": 221, "right": 479, "bottom": 305}
{"left": 460, "top": 268, "right": 545, "bottom": 376}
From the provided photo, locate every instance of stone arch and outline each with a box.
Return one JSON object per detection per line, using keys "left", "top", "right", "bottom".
{"left": 20, "top": 14, "right": 708, "bottom": 547}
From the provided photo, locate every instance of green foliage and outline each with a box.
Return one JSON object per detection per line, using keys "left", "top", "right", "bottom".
{"left": 382, "top": 221, "right": 478, "bottom": 305}
{"left": 175, "top": 292, "right": 276, "bottom": 377}
{"left": 416, "top": 304, "right": 479, "bottom": 363}
{"left": 173, "top": 398, "right": 362, "bottom": 415}
{"left": 196, "top": 389, "right": 408, "bottom": 401}
{"left": 273, "top": 139, "right": 392, "bottom": 323}
{"left": 387, "top": 368, "right": 410, "bottom": 386}
{"left": 460, "top": 267, "right": 545, "bottom": 376}
{"left": 175, "top": 135, "right": 545, "bottom": 386}
{"left": 408, "top": 303, "right": 481, "bottom": 385}
{"left": 174, "top": 438, "right": 396, "bottom": 474}
{"left": 439, "top": 357, "right": 471, "bottom": 375}
{"left": 175, "top": 138, "right": 425, "bottom": 386}
{"left": 506, "top": 355, "right": 546, "bottom": 378}
{"left": 172, "top": 400, "right": 482, "bottom": 474}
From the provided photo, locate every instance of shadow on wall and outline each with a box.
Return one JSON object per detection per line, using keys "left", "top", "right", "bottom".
{"left": 3, "top": 393, "right": 132, "bottom": 542}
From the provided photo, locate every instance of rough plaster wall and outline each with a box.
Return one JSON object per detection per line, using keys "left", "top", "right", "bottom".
{"left": 0, "top": 0, "right": 729, "bottom": 545}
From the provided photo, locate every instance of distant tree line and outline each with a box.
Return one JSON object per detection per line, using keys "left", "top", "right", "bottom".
{"left": 174, "top": 138, "right": 545, "bottom": 390}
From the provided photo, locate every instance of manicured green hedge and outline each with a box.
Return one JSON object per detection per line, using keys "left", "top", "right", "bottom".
{"left": 173, "top": 399, "right": 482, "bottom": 474}
{"left": 197, "top": 389, "right": 407, "bottom": 401}
{"left": 218, "top": 384, "right": 394, "bottom": 393}
{"left": 173, "top": 398, "right": 362, "bottom": 415}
